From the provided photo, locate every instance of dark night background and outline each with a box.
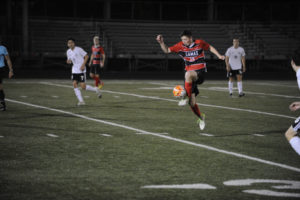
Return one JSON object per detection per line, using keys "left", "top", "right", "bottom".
{"left": 1, "top": 0, "right": 300, "bottom": 79}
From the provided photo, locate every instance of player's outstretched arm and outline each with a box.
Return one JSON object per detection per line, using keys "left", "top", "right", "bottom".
{"left": 209, "top": 46, "right": 225, "bottom": 60}
{"left": 289, "top": 101, "right": 300, "bottom": 111}
{"left": 291, "top": 60, "right": 300, "bottom": 72}
{"left": 156, "top": 35, "right": 171, "bottom": 54}
{"left": 5, "top": 54, "right": 13, "bottom": 78}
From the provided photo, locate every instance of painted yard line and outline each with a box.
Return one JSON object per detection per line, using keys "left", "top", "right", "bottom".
{"left": 0, "top": 136, "right": 4, "bottom": 138}
{"left": 141, "top": 183, "right": 216, "bottom": 189}
{"left": 51, "top": 95, "right": 59, "bottom": 98}
{"left": 148, "top": 81, "right": 299, "bottom": 88}
{"left": 46, "top": 134, "right": 59, "bottom": 138}
{"left": 100, "top": 134, "right": 112, "bottom": 137}
{"left": 20, "top": 95, "right": 27, "bottom": 98}
{"left": 253, "top": 134, "right": 265, "bottom": 137}
{"left": 206, "top": 87, "right": 300, "bottom": 99}
{"left": 200, "top": 133, "right": 214, "bottom": 137}
{"left": 250, "top": 82, "right": 298, "bottom": 88}
{"left": 6, "top": 98, "right": 300, "bottom": 173}
{"left": 135, "top": 132, "right": 169, "bottom": 135}
{"left": 39, "top": 82, "right": 295, "bottom": 120}
{"left": 147, "top": 82, "right": 300, "bottom": 99}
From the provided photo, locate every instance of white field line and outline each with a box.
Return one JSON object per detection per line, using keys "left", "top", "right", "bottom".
{"left": 6, "top": 98, "right": 300, "bottom": 173}
{"left": 147, "top": 81, "right": 298, "bottom": 88}
{"left": 39, "top": 82, "right": 295, "bottom": 120}
{"left": 141, "top": 183, "right": 216, "bottom": 189}
{"left": 100, "top": 134, "right": 112, "bottom": 137}
{"left": 143, "top": 85, "right": 299, "bottom": 99}
{"left": 206, "top": 87, "right": 300, "bottom": 99}
{"left": 200, "top": 133, "right": 214, "bottom": 137}
{"left": 0, "top": 136, "right": 4, "bottom": 138}
{"left": 253, "top": 134, "right": 265, "bottom": 137}
{"left": 147, "top": 82, "right": 300, "bottom": 99}
{"left": 46, "top": 134, "right": 59, "bottom": 138}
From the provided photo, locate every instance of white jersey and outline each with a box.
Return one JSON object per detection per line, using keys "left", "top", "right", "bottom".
{"left": 225, "top": 46, "right": 245, "bottom": 70}
{"left": 66, "top": 46, "right": 87, "bottom": 74}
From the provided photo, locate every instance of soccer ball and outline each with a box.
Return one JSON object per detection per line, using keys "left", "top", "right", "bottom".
{"left": 173, "top": 85, "right": 186, "bottom": 97}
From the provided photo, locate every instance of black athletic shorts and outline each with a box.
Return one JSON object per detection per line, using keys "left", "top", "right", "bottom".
{"left": 184, "top": 68, "right": 206, "bottom": 97}
{"left": 227, "top": 69, "right": 243, "bottom": 77}
{"left": 0, "top": 67, "right": 7, "bottom": 84}
{"left": 90, "top": 64, "right": 102, "bottom": 75}
{"left": 71, "top": 73, "right": 86, "bottom": 83}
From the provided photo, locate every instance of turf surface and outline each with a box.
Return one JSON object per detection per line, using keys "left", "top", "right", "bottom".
{"left": 1, "top": 79, "right": 300, "bottom": 200}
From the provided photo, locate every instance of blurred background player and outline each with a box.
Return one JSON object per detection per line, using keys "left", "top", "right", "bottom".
{"left": 225, "top": 38, "right": 246, "bottom": 97}
{"left": 284, "top": 60, "right": 300, "bottom": 155}
{"left": 66, "top": 38, "right": 101, "bottom": 106}
{"left": 0, "top": 38, "right": 13, "bottom": 111}
{"left": 156, "top": 30, "right": 225, "bottom": 130}
{"left": 88, "top": 36, "right": 105, "bottom": 89}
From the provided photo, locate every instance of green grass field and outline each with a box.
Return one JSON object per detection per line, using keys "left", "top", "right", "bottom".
{"left": 1, "top": 79, "right": 300, "bottom": 200}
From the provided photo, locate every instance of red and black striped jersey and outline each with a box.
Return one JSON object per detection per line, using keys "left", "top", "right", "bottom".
{"left": 169, "top": 39, "right": 210, "bottom": 71}
{"left": 92, "top": 45, "right": 105, "bottom": 65}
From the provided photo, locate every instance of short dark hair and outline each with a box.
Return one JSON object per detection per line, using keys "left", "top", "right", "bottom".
{"left": 180, "top": 30, "right": 192, "bottom": 37}
{"left": 67, "top": 37, "right": 75, "bottom": 42}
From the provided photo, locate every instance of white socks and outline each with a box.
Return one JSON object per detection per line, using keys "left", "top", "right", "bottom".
{"left": 86, "top": 85, "right": 97, "bottom": 92}
{"left": 237, "top": 81, "right": 243, "bottom": 94}
{"left": 228, "top": 81, "right": 233, "bottom": 94}
{"left": 290, "top": 136, "right": 300, "bottom": 156}
{"left": 74, "top": 88, "right": 84, "bottom": 102}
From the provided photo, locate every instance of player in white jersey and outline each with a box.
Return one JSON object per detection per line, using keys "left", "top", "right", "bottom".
{"left": 284, "top": 60, "right": 300, "bottom": 155}
{"left": 66, "top": 38, "right": 101, "bottom": 106}
{"left": 225, "top": 38, "right": 246, "bottom": 97}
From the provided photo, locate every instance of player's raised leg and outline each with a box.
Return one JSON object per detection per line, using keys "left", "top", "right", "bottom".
{"left": 80, "top": 81, "right": 102, "bottom": 98}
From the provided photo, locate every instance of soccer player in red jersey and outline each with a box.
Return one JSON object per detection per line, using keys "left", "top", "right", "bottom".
{"left": 156, "top": 30, "right": 225, "bottom": 130}
{"left": 88, "top": 36, "right": 105, "bottom": 89}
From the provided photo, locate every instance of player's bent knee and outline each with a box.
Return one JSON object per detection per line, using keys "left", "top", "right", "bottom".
{"left": 285, "top": 126, "right": 297, "bottom": 141}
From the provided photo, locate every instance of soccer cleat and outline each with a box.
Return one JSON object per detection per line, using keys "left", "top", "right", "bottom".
{"left": 98, "top": 81, "right": 104, "bottom": 89}
{"left": 229, "top": 93, "right": 232, "bottom": 97}
{"left": 239, "top": 93, "right": 245, "bottom": 97}
{"left": 197, "top": 113, "right": 206, "bottom": 130}
{"left": 178, "top": 98, "right": 188, "bottom": 106}
{"left": 77, "top": 101, "right": 86, "bottom": 106}
{"left": 96, "top": 88, "right": 102, "bottom": 98}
